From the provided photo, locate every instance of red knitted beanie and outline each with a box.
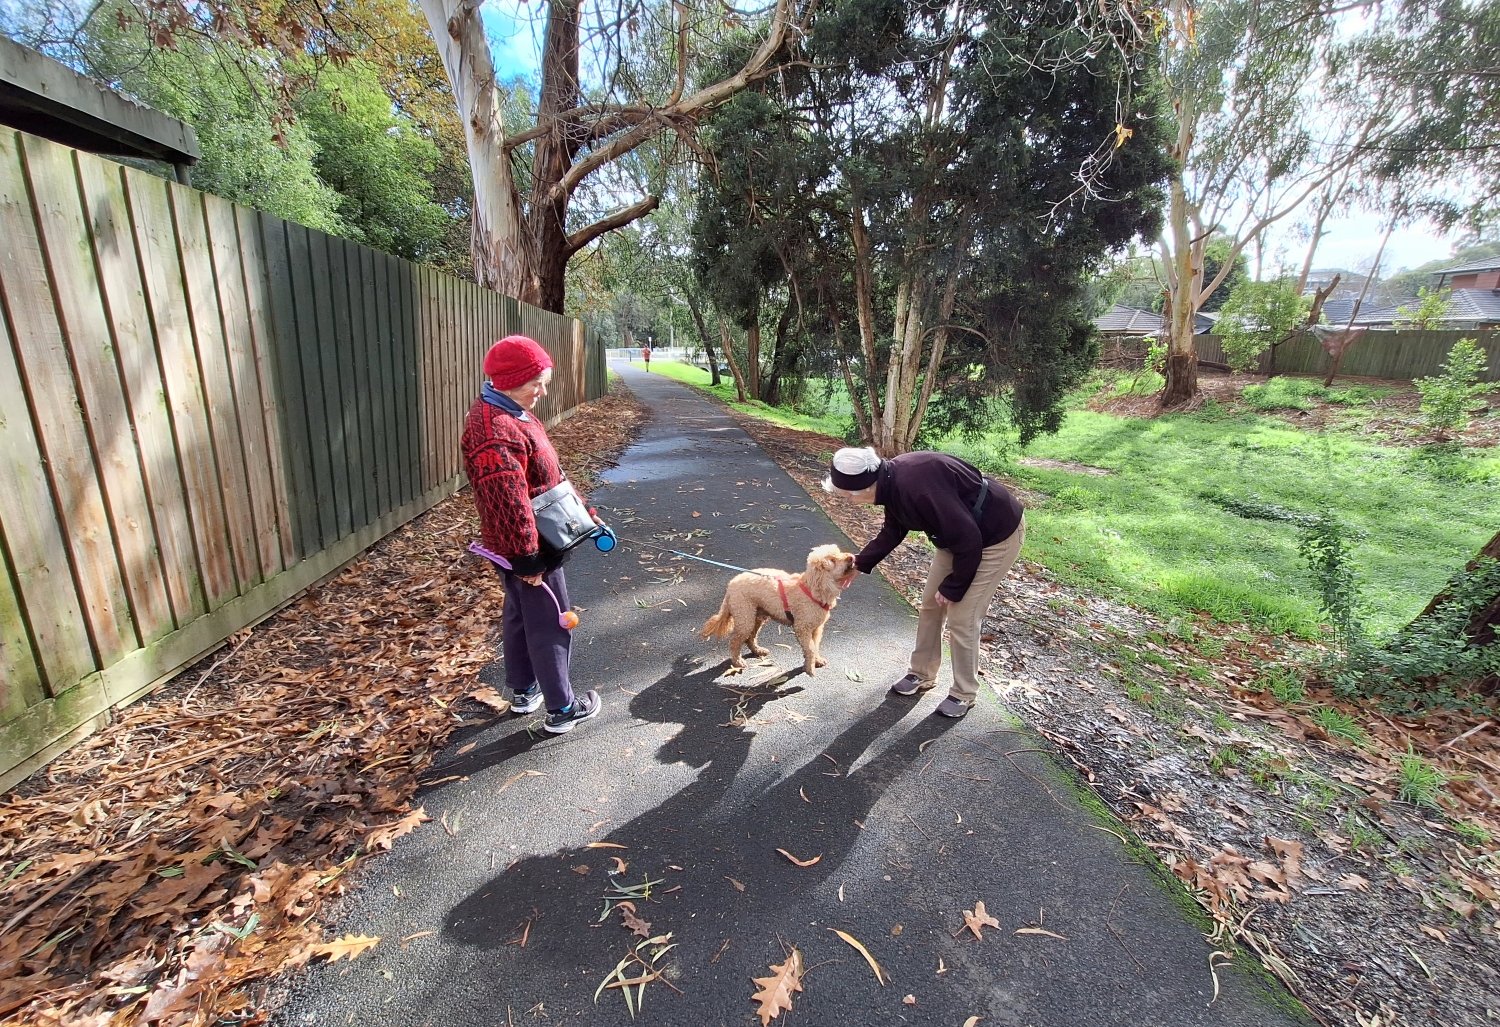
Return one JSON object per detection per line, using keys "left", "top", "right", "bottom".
{"left": 484, "top": 335, "right": 553, "bottom": 390}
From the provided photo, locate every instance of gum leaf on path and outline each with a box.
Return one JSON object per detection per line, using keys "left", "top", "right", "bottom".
{"left": 312, "top": 934, "right": 380, "bottom": 962}
{"left": 829, "top": 928, "right": 888, "bottom": 985}
{"left": 962, "top": 901, "right": 1000, "bottom": 940}
{"left": 776, "top": 848, "right": 822, "bottom": 867}
{"left": 751, "top": 947, "right": 804, "bottom": 1024}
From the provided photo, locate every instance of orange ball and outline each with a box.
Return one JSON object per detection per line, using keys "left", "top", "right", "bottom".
{"left": 561, "top": 611, "right": 580, "bottom": 630}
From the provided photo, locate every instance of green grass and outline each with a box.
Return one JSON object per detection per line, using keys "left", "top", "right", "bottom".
{"left": 632, "top": 361, "right": 852, "bottom": 437}
{"left": 644, "top": 359, "right": 1495, "bottom": 639}
{"left": 1309, "top": 706, "right": 1369, "bottom": 746}
{"left": 1240, "top": 377, "right": 1397, "bottom": 411}
{"left": 941, "top": 409, "right": 1499, "bottom": 636}
{"left": 1395, "top": 747, "right": 1449, "bottom": 809}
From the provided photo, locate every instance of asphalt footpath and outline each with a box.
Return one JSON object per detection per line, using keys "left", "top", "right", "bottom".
{"left": 275, "top": 363, "right": 1307, "bottom": 1027}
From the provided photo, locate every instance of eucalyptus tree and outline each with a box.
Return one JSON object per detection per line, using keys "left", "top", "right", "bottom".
{"left": 691, "top": 0, "right": 1170, "bottom": 452}
{"left": 20, "top": 0, "right": 814, "bottom": 311}
{"left": 1152, "top": 0, "right": 1401, "bottom": 405}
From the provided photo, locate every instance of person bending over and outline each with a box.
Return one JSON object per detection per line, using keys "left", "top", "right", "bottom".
{"left": 824, "top": 447, "right": 1025, "bottom": 718}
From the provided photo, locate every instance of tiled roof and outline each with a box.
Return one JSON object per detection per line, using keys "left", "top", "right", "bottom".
{"left": 1092, "top": 305, "right": 1216, "bottom": 335}
{"left": 1094, "top": 305, "right": 1165, "bottom": 334}
{"left": 1433, "top": 255, "right": 1500, "bottom": 276}
{"left": 1445, "top": 287, "right": 1500, "bottom": 322}
{"left": 1330, "top": 288, "right": 1500, "bottom": 327}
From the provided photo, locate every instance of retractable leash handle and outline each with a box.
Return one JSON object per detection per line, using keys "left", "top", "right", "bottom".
{"left": 467, "top": 541, "right": 579, "bottom": 630}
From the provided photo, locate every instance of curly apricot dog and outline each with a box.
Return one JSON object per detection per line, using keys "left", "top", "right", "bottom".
{"left": 699, "top": 544, "right": 858, "bottom": 676}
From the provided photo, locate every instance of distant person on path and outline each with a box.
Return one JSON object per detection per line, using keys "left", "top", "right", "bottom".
{"left": 824, "top": 447, "right": 1025, "bottom": 718}
{"left": 641, "top": 346, "right": 652, "bottom": 371}
{"left": 462, "top": 335, "right": 601, "bottom": 734}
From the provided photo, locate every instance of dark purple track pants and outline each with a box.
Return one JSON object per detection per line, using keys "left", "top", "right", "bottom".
{"left": 498, "top": 565, "right": 575, "bottom": 711}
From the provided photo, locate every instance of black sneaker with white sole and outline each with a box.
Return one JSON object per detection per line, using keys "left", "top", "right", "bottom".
{"left": 510, "top": 684, "right": 543, "bottom": 715}
{"left": 544, "top": 689, "right": 601, "bottom": 734}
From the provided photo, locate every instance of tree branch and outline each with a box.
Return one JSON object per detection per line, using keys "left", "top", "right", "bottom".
{"left": 548, "top": 0, "right": 797, "bottom": 202}
{"left": 565, "top": 195, "right": 661, "bottom": 255}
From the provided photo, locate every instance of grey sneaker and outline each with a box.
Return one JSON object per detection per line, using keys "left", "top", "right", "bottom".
{"left": 890, "top": 673, "right": 927, "bottom": 696}
{"left": 544, "top": 690, "right": 601, "bottom": 734}
{"left": 935, "top": 696, "right": 971, "bottom": 718}
{"left": 510, "top": 684, "right": 543, "bottom": 715}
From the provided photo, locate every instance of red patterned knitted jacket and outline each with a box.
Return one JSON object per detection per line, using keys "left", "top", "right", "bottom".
{"left": 461, "top": 396, "right": 574, "bottom": 576}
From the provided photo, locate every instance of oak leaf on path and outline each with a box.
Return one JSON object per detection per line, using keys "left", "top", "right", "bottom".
{"left": 962, "top": 901, "right": 1000, "bottom": 940}
{"left": 365, "top": 808, "right": 430, "bottom": 851}
{"left": 312, "top": 934, "right": 381, "bottom": 962}
{"left": 750, "top": 948, "right": 804, "bottom": 1024}
{"left": 617, "top": 901, "right": 653, "bottom": 939}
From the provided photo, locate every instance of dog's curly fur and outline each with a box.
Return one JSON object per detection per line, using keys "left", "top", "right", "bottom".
{"left": 698, "top": 544, "right": 858, "bottom": 676}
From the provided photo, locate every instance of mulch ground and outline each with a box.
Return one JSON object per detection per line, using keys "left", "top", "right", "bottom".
{"left": 721, "top": 402, "right": 1500, "bottom": 1027}
{"left": 0, "top": 379, "right": 649, "bottom": 1027}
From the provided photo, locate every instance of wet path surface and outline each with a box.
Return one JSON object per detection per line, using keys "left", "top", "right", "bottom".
{"left": 276, "top": 365, "right": 1306, "bottom": 1026}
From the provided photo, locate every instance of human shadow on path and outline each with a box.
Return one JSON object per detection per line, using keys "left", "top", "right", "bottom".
{"left": 443, "top": 654, "right": 959, "bottom": 991}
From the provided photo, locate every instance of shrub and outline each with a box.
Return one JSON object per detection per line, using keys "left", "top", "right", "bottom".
{"left": 1415, "top": 338, "right": 1490, "bottom": 432}
{"left": 1393, "top": 286, "right": 1454, "bottom": 330}
{"left": 1359, "top": 556, "right": 1500, "bottom": 706}
{"left": 1297, "top": 513, "right": 1365, "bottom": 648}
{"left": 1217, "top": 279, "right": 1312, "bottom": 372}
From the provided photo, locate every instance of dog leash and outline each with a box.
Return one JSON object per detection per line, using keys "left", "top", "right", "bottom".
{"left": 610, "top": 534, "right": 775, "bottom": 579}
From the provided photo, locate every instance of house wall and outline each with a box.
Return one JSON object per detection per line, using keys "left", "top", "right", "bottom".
{"left": 1449, "top": 271, "right": 1500, "bottom": 290}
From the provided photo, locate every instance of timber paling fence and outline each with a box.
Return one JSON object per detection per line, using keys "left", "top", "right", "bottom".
{"left": 1194, "top": 330, "right": 1500, "bottom": 382}
{"left": 0, "top": 127, "right": 606, "bottom": 789}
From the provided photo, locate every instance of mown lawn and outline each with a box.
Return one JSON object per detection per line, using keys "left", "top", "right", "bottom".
{"left": 630, "top": 358, "right": 1498, "bottom": 638}
{"left": 630, "top": 360, "right": 852, "bottom": 436}
{"left": 947, "top": 410, "right": 1500, "bottom": 637}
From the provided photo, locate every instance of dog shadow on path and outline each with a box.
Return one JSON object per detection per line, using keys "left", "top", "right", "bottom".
{"left": 442, "top": 654, "right": 960, "bottom": 976}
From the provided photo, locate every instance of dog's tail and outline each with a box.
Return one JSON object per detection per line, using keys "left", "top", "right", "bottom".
{"left": 699, "top": 595, "right": 734, "bottom": 639}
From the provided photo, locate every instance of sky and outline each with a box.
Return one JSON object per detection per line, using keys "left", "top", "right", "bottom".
{"left": 472, "top": 6, "right": 1468, "bottom": 280}
{"left": 481, "top": 1, "right": 545, "bottom": 84}
{"left": 1260, "top": 211, "right": 1459, "bottom": 278}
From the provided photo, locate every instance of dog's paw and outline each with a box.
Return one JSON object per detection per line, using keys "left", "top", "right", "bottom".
{"left": 814, "top": 656, "right": 828, "bottom": 668}
{"left": 749, "top": 646, "right": 770, "bottom": 657}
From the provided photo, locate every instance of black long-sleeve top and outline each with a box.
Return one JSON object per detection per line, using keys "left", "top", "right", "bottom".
{"left": 853, "top": 451, "right": 1024, "bottom": 601}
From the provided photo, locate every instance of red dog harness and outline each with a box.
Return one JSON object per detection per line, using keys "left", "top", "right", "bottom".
{"left": 776, "top": 577, "right": 831, "bottom": 625}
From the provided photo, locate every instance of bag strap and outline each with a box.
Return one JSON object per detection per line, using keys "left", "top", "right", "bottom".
{"left": 971, "top": 477, "right": 989, "bottom": 523}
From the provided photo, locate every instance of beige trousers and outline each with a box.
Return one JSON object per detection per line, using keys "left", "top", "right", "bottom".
{"left": 908, "top": 516, "right": 1026, "bottom": 703}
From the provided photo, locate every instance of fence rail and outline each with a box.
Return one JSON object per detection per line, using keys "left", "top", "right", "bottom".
{"left": 1192, "top": 330, "right": 1500, "bottom": 382}
{"left": 0, "top": 127, "right": 605, "bottom": 789}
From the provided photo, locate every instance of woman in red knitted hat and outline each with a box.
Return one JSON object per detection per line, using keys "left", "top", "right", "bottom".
{"left": 461, "top": 335, "right": 601, "bottom": 734}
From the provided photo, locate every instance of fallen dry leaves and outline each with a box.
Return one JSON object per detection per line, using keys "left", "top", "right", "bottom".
{"left": 0, "top": 384, "right": 647, "bottom": 1027}
{"left": 616, "top": 901, "right": 652, "bottom": 940}
{"left": 750, "top": 948, "right": 804, "bottom": 1025}
{"left": 828, "top": 929, "right": 887, "bottom": 985}
{"left": 961, "top": 901, "right": 1001, "bottom": 941}
{"left": 310, "top": 934, "right": 380, "bottom": 963}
